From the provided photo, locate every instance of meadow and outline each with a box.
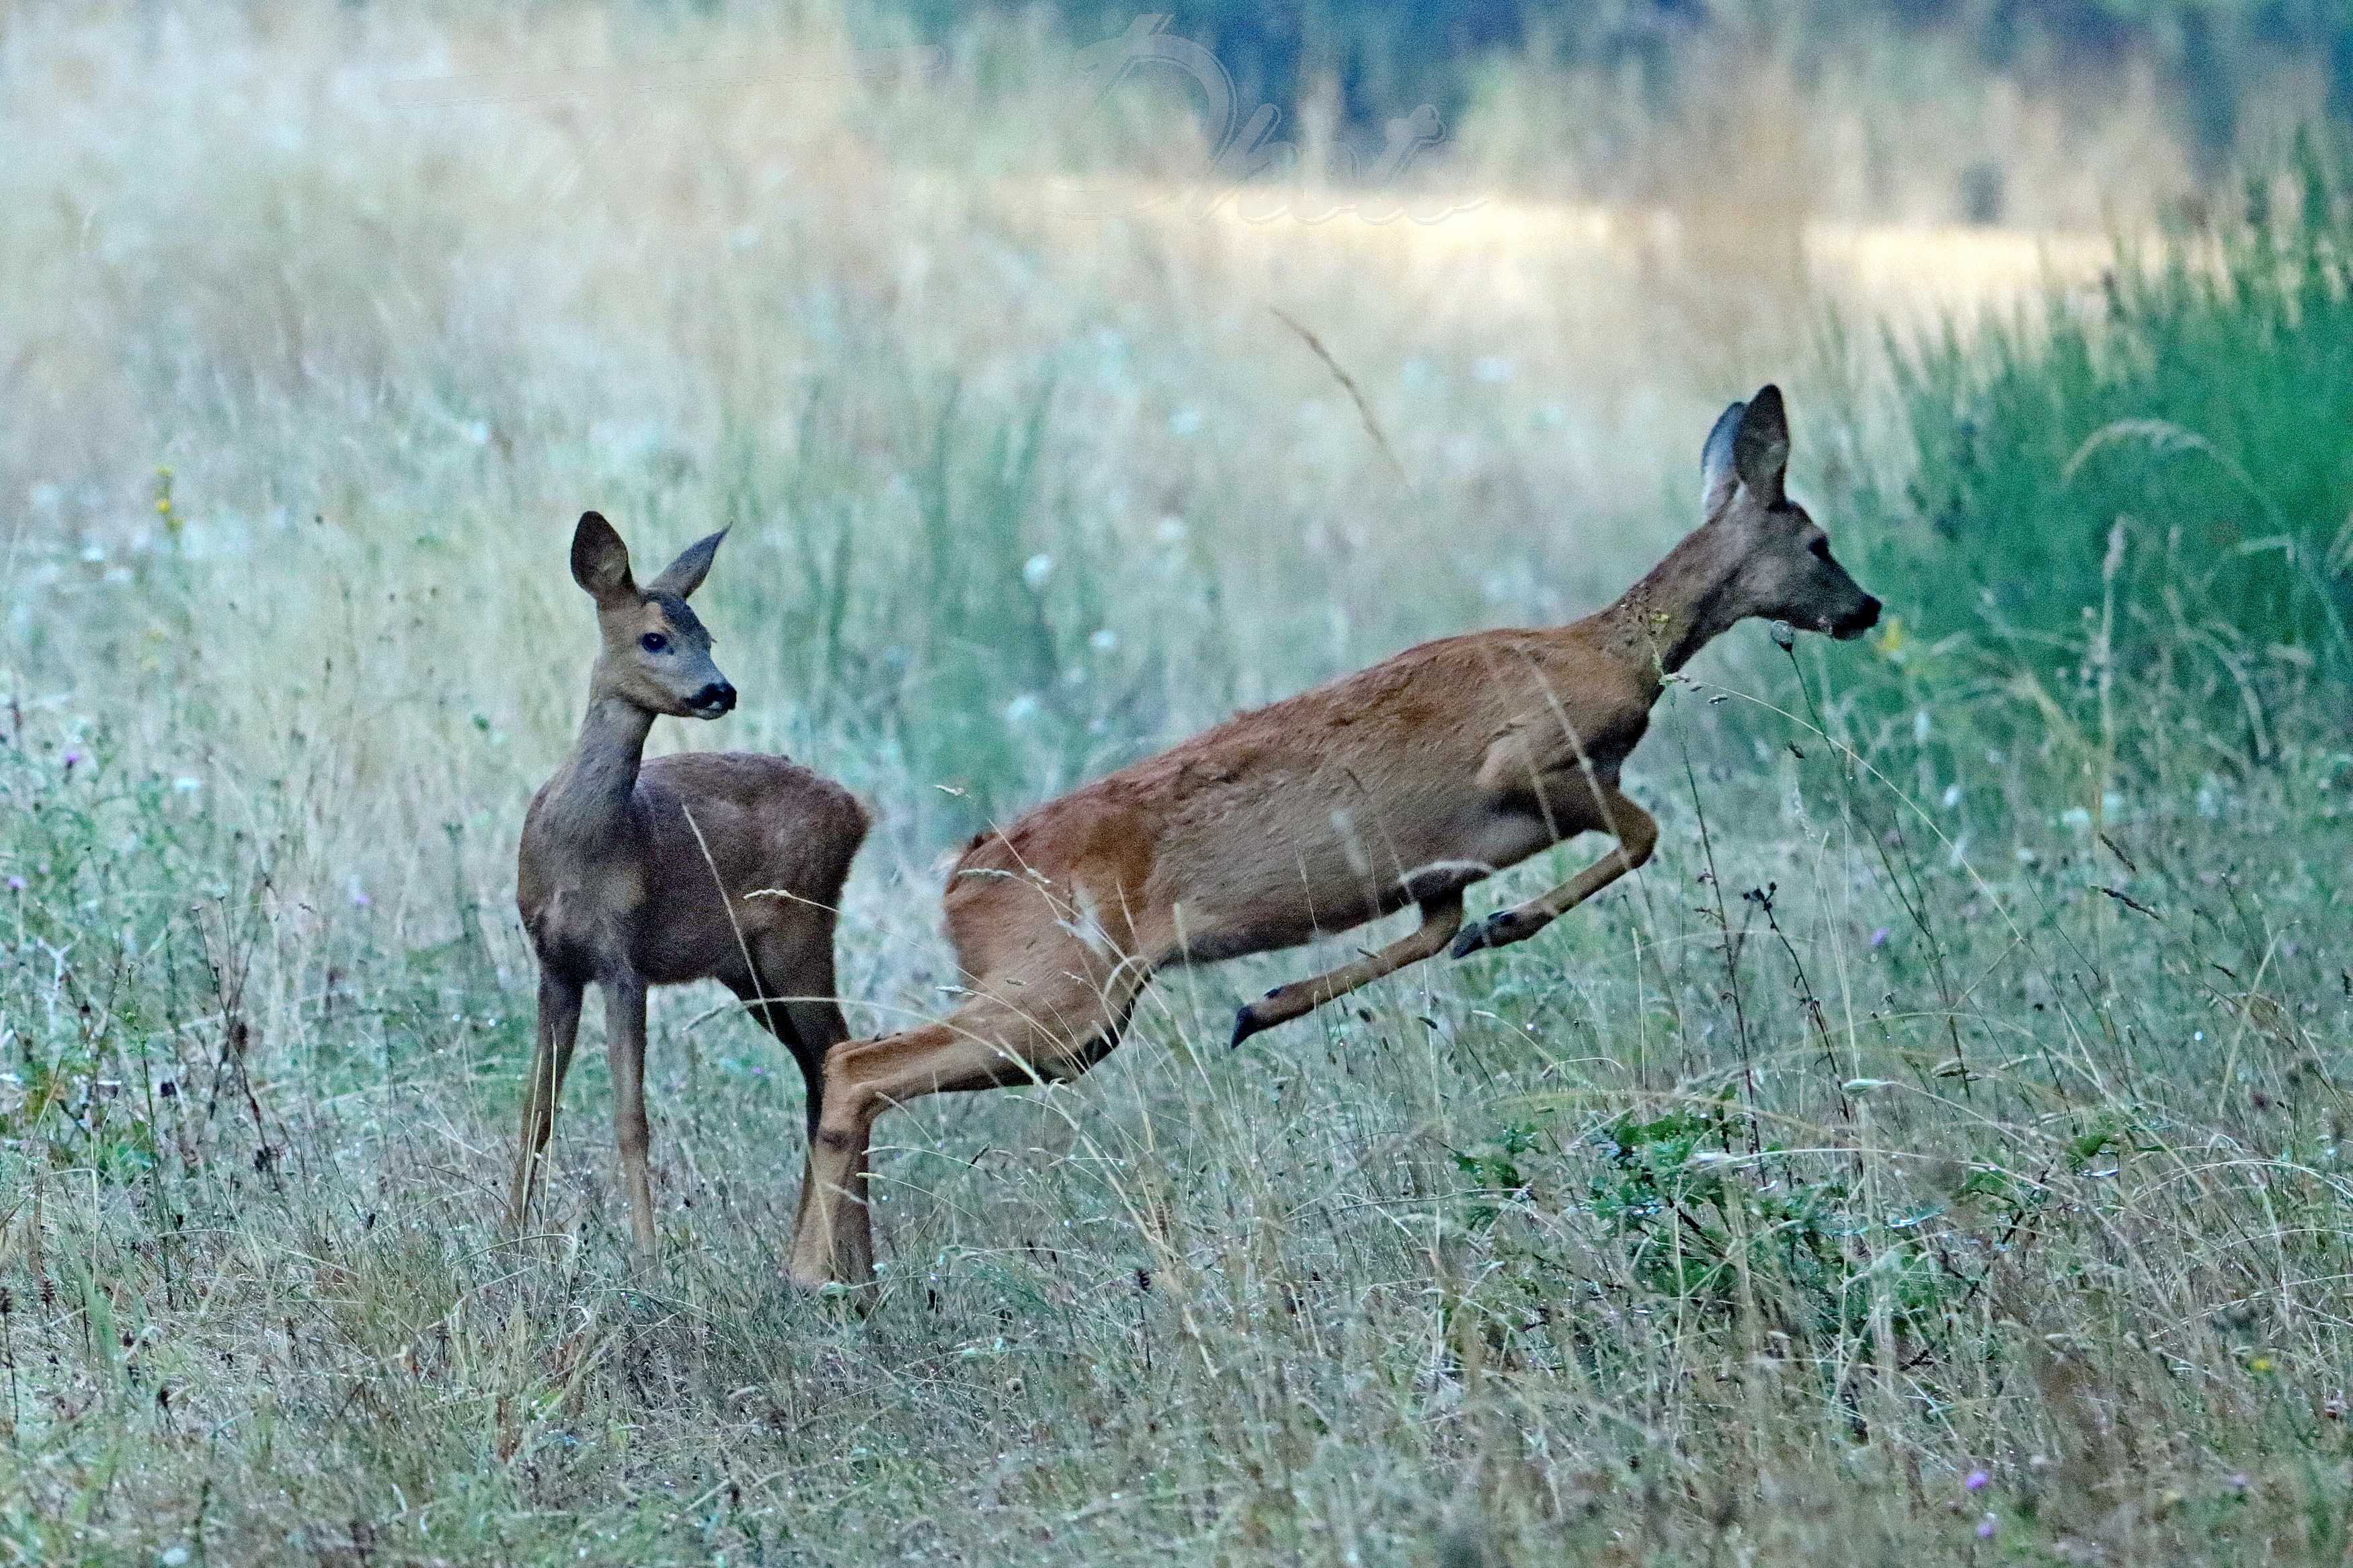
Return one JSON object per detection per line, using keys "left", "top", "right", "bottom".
{"left": 3, "top": 5, "right": 2352, "bottom": 1564}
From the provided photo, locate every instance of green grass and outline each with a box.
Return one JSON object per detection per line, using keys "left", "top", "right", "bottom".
{"left": 7, "top": 682, "right": 2352, "bottom": 1564}
{"left": 5, "top": 7, "right": 2353, "bottom": 1566}
{"left": 1854, "top": 135, "right": 2353, "bottom": 699}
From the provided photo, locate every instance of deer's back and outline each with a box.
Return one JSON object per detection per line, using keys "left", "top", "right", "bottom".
{"left": 637, "top": 753, "right": 869, "bottom": 903}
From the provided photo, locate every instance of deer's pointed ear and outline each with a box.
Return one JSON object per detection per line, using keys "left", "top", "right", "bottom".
{"left": 570, "top": 511, "right": 637, "bottom": 604}
{"left": 645, "top": 528, "right": 727, "bottom": 602}
{"left": 1702, "top": 399, "right": 1746, "bottom": 511}
{"left": 1733, "top": 384, "right": 1790, "bottom": 506}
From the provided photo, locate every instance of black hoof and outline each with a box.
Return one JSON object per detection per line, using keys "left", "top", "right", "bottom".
{"left": 1452, "top": 912, "right": 1523, "bottom": 958}
{"left": 1230, "top": 1005, "right": 1265, "bottom": 1048}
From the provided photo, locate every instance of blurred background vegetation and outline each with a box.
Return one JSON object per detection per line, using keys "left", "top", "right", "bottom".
{"left": 898, "top": 0, "right": 2353, "bottom": 203}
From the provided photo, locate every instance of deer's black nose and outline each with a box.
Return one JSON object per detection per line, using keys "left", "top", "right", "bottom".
{"left": 1835, "top": 597, "right": 1883, "bottom": 639}
{"left": 691, "top": 682, "right": 736, "bottom": 715}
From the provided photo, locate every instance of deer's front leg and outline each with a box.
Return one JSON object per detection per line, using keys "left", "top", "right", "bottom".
{"left": 508, "top": 967, "right": 586, "bottom": 1229}
{"left": 604, "top": 971, "right": 658, "bottom": 1260}
{"left": 1450, "top": 790, "right": 1657, "bottom": 957}
{"left": 1230, "top": 891, "right": 1466, "bottom": 1046}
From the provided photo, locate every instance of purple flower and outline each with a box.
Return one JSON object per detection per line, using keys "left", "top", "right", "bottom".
{"left": 1870, "top": 926, "right": 1892, "bottom": 948}
{"left": 62, "top": 749, "right": 81, "bottom": 770}
{"left": 4, "top": 876, "right": 22, "bottom": 893}
{"left": 1976, "top": 1514, "right": 1995, "bottom": 1540}
{"left": 1965, "top": 1469, "right": 1989, "bottom": 1492}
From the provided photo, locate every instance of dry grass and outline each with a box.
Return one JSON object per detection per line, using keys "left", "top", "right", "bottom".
{"left": 3, "top": 5, "right": 2350, "bottom": 1565}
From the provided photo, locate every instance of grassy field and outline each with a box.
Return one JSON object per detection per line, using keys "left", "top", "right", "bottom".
{"left": 5, "top": 5, "right": 2353, "bottom": 1565}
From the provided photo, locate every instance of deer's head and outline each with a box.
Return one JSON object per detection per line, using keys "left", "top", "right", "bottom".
{"left": 569, "top": 511, "right": 737, "bottom": 719}
{"left": 1698, "top": 386, "right": 1880, "bottom": 641}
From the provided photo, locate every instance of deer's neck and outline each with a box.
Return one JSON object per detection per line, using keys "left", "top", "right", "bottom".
{"left": 1590, "top": 524, "right": 1747, "bottom": 685}
{"left": 543, "top": 694, "right": 656, "bottom": 843}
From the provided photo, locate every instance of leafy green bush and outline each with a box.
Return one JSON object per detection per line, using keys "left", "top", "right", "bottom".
{"left": 1583, "top": 1102, "right": 1957, "bottom": 1346}
{"left": 1448, "top": 1100, "right": 1968, "bottom": 1358}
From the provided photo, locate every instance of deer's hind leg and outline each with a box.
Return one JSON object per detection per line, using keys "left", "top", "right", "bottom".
{"left": 729, "top": 917, "right": 854, "bottom": 1250}
{"left": 787, "top": 939, "right": 1151, "bottom": 1295}
{"left": 1229, "top": 891, "right": 1466, "bottom": 1046}
{"left": 727, "top": 912, "right": 852, "bottom": 1140}
{"left": 604, "top": 972, "right": 658, "bottom": 1260}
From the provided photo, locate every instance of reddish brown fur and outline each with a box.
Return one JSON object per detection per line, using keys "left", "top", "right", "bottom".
{"left": 510, "top": 513, "right": 869, "bottom": 1257}
{"left": 787, "top": 387, "right": 1879, "bottom": 1293}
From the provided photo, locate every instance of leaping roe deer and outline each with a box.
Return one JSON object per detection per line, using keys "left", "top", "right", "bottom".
{"left": 787, "top": 386, "right": 1878, "bottom": 1294}
{"left": 511, "top": 513, "right": 869, "bottom": 1259}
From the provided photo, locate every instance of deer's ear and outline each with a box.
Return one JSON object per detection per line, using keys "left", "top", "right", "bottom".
{"left": 1701, "top": 399, "right": 1745, "bottom": 512}
{"left": 570, "top": 511, "right": 637, "bottom": 604}
{"left": 1733, "top": 384, "right": 1790, "bottom": 506}
{"left": 645, "top": 528, "right": 727, "bottom": 602}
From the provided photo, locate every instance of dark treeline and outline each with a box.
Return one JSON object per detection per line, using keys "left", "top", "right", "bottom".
{"left": 899, "top": 0, "right": 2353, "bottom": 168}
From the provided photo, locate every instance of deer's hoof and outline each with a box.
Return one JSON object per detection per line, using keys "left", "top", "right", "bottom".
{"left": 1230, "top": 1003, "right": 1270, "bottom": 1048}
{"left": 1450, "top": 911, "right": 1521, "bottom": 958}
{"left": 785, "top": 1265, "right": 877, "bottom": 1312}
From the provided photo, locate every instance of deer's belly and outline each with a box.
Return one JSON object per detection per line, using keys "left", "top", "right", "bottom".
{"left": 631, "top": 922, "right": 734, "bottom": 987}
{"left": 1172, "top": 801, "right": 1561, "bottom": 958}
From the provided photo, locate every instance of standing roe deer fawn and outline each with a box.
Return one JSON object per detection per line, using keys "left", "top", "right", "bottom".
{"left": 511, "top": 512, "right": 869, "bottom": 1258}
{"left": 787, "top": 386, "right": 1878, "bottom": 1292}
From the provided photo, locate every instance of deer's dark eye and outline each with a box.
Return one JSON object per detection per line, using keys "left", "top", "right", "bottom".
{"left": 1807, "top": 536, "right": 1833, "bottom": 561}
{"left": 640, "top": 631, "right": 670, "bottom": 654}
